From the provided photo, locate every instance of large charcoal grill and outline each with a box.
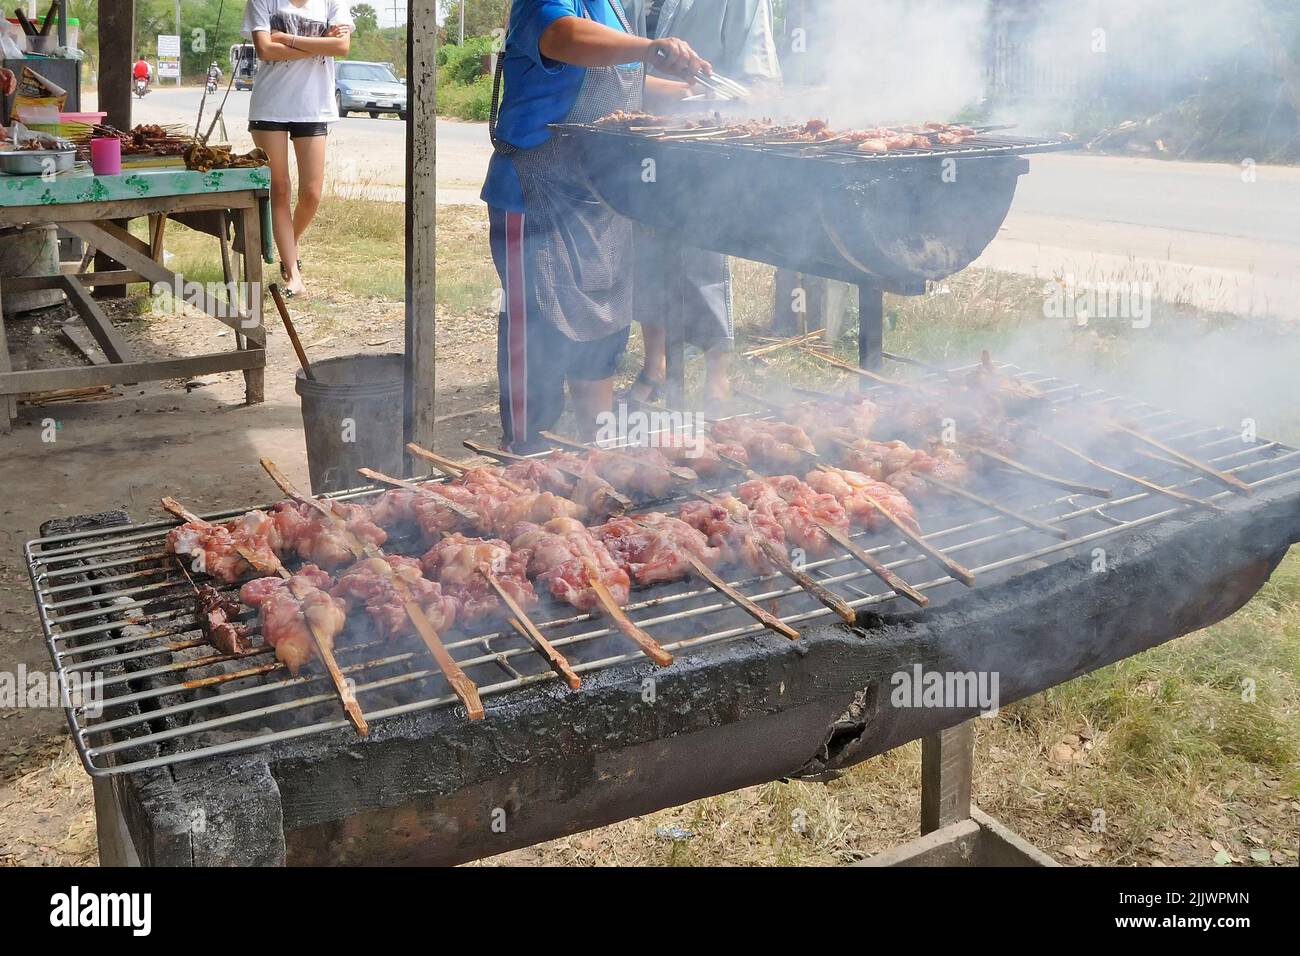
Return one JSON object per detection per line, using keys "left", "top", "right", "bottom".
{"left": 25, "top": 360, "right": 1300, "bottom": 865}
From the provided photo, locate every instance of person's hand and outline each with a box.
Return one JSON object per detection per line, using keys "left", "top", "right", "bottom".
{"left": 326, "top": 24, "right": 353, "bottom": 37}
{"left": 270, "top": 30, "right": 294, "bottom": 46}
{"left": 0, "top": 68, "right": 16, "bottom": 97}
{"left": 645, "top": 37, "right": 711, "bottom": 80}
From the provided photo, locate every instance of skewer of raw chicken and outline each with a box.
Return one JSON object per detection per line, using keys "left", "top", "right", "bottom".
{"left": 161, "top": 496, "right": 367, "bottom": 735}
{"left": 260, "top": 458, "right": 486, "bottom": 721}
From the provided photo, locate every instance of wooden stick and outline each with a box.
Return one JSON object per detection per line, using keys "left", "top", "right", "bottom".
{"left": 268, "top": 283, "right": 315, "bottom": 381}
{"left": 803, "top": 347, "right": 924, "bottom": 392}
{"left": 741, "top": 329, "right": 824, "bottom": 359}
{"left": 910, "top": 471, "right": 1071, "bottom": 540}
{"left": 964, "top": 444, "right": 1112, "bottom": 498}
{"left": 356, "top": 467, "right": 481, "bottom": 524}
{"left": 260, "top": 458, "right": 486, "bottom": 720}
{"left": 581, "top": 558, "right": 673, "bottom": 666}
{"left": 481, "top": 570, "right": 582, "bottom": 690}
{"left": 1109, "top": 422, "right": 1253, "bottom": 496}
{"left": 859, "top": 491, "right": 976, "bottom": 586}
{"left": 162, "top": 495, "right": 367, "bottom": 735}
{"left": 685, "top": 554, "right": 800, "bottom": 640}
{"left": 753, "top": 535, "right": 857, "bottom": 624}
{"left": 407, "top": 442, "right": 529, "bottom": 494}
{"left": 463, "top": 439, "right": 633, "bottom": 513}
{"left": 812, "top": 519, "right": 930, "bottom": 608}
{"left": 1036, "top": 435, "right": 1225, "bottom": 514}
{"left": 539, "top": 430, "right": 699, "bottom": 483}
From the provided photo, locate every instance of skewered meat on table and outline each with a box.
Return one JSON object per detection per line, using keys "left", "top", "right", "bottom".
{"left": 422, "top": 533, "right": 537, "bottom": 620}
{"left": 509, "top": 517, "right": 631, "bottom": 612}
{"left": 593, "top": 513, "right": 721, "bottom": 586}
{"left": 803, "top": 468, "right": 920, "bottom": 534}
{"left": 577, "top": 446, "right": 687, "bottom": 500}
{"left": 712, "top": 418, "right": 817, "bottom": 470}
{"left": 736, "top": 476, "right": 847, "bottom": 556}
{"left": 195, "top": 585, "right": 252, "bottom": 655}
{"left": 331, "top": 555, "right": 459, "bottom": 640}
{"left": 678, "top": 497, "right": 787, "bottom": 576}
{"left": 515, "top": 455, "right": 625, "bottom": 517}
{"left": 238, "top": 566, "right": 345, "bottom": 675}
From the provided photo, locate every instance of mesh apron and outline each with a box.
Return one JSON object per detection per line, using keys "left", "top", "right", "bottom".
{"left": 489, "top": 1, "right": 644, "bottom": 342}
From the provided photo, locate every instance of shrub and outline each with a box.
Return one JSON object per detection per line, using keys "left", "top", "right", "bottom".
{"left": 442, "top": 35, "right": 495, "bottom": 87}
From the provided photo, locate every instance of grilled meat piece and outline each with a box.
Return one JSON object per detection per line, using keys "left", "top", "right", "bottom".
{"left": 331, "top": 555, "right": 458, "bottom": 640}
{"left": 270, "top": 500, "right": 386, "bottom": 570}
{"left": 803, "top": 468, "right": 920, "bottom": 534}
{"left": 736, "top": 476, "right": 847, "bottom": 556}
{"left": 656, "top": 434, "right": 749, "bottom": 478}
{"left": 678, "top": 497, "right": 787, "bottom": 576}
{"left": 593, "top": 512, "right": 721, "bottom": 586}
{"left": 165, "top": 511, "right": 280, "bottom": 584}
{"left": 422, "top": 533, "right": 537, "bottom": 620}
{"left": 195, "top": 585, "right": 252, "bottom": 655}
{"left": 238, "top": 567, "right": 345, "bottom": 675}
{"left": 509, "top": 517, "right": 631, "bottom": 611}
{"left": 712, "top": 418, "right": 817, "bottom": 471}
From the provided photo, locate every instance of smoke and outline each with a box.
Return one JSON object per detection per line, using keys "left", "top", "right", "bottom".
{"left": 797, "top": 0, "right": 991, "bottom": 127}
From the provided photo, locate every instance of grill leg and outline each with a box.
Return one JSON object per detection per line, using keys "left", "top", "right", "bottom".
{"left": 858, "top": 281, "right": 884, "bottom": 379}
{"left": 665, "top": 308, "right": 686, "bottom": 410}
{"left": 920, "top": 719, "right": 975, "bottom": 833}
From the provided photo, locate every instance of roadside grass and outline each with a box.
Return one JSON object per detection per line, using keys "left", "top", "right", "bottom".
{"left": 132, "top": 200, "right": 1298, "bottom": 864}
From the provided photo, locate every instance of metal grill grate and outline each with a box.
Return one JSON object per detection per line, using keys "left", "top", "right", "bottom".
{"left": 25, "top": 361, "right": 1300, "bottom": 776}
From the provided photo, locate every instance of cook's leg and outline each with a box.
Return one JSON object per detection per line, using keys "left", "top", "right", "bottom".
{"left": 631, "top": 322, "right": 667, "bottom": 401}
{"left": 251, "top": 129, "right": 304, "bottom": 295}
{"left": 569, "top": 378, "right": 616, "bottom": 441}
{"left": 291, "top": 133, "right": 328, "bottom": 246}
{"left": 703, "top": 348, "right": 732, "bottom": 405}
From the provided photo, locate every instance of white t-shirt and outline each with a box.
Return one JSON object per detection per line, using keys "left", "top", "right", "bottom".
{"left": 242, "top": 0, "right": 354, "bottom": 123}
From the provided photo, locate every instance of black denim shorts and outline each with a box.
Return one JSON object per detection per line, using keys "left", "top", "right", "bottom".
{"left": 248, "top": 120, "right": 330, "bottom": 139}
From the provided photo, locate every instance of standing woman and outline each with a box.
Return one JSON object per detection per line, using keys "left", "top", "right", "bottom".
{"left": 484, "top": 0, "right": 710, "bottom": 452}
{"left": 241, "top": 0, "right": 354, "bottom": 297}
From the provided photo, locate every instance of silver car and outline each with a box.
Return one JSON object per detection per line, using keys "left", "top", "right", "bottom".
{"left": 335, "top": 61, "right": 407, "bottom": 119}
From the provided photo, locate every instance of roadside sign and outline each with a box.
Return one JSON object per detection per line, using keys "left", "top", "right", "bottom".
{"left": 158, "top": 34, "right": 181, "bottom": 83}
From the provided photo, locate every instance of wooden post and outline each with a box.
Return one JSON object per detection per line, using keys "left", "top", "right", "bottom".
{"left": 404, "top": 0, "right": 438, "bottom": 473}
{"left": 857, "top": 280, "right": 883, "bottom": 382}
{"left": 95, "top": 2, "right": 135, "bottom": 301}
{"left": 920, "top": 720, "right": 975, "bottom": 834}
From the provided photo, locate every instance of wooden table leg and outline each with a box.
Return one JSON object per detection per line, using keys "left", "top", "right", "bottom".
{"left": 0, "top": 273, "right": 15, "bottom": 432}
{"left": 920, "top": 719, "right": 975, "bottom": 834}
{"left": 240, "top": 204, "right": 266, "bottom": 405}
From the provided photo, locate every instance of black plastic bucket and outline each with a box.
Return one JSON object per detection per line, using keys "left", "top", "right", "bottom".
{"left": 295, "top": 353, "right": 405, "bottom": 494}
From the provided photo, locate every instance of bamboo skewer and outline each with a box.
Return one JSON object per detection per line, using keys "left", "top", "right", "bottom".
{"left": 908, "top": 471, "right": 1071, "bottom": 540}
{"left": 1109, "top": 421, "right": 1253, "bottom": 496}
{"left": 1036, "top": 435, "right": 1225, "bottom": 513}
{"left": 482, "top": 572, "right": 582, "bottom": 690}
{"left": 964, "top": 444, "right": 1112, "bottom": 498}
{"left": 753, "top": 534, "right": 857, "bottom": 624}
{"left": 260, "top": 458, "right": 486, "bottom": 720}
{"left": 538, "top": 430, "right": 699, "bottom": 483}
{"left": 406, "top": 443, "right": 530, "bottom": 494}
{"left": 802, "top": 347, "right": 927, "bottom": 392}
{"left": 858, "top": 489, "right": 976, "bottom": 587}
{"left": 684, "top": 554, "right": 800, "bottom": 640}
{"left": 811, "top": 519, "right": 930, "bottom": 608}
{"left": 581, "top": 559, "right": 674, "bottom": 666}
{"left": 355, "top": 468, "right": 481, "bottom": 524}
{"left": 741, "top": 329, "right": 825, "bottom": 359}
{"left": 462, "top": 439, "right": 633, "bottom": 513}
{"left": 160, "top": 496, "right": 369, "bottom": 735}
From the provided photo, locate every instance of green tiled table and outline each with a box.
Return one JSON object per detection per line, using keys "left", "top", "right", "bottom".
{"left": 0, "top": 165, "right": 273, "bottom": 432}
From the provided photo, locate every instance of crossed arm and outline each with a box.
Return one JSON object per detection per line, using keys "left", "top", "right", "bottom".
{"left": 251, "top": 24, "right": 352, "bottom": 62}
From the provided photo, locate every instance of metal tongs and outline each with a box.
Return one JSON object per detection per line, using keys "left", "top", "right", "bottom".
{"left": 653, "top": 48, "right": 751, "bottom": 101}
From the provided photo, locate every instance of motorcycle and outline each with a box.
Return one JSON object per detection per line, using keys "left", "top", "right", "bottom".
{"left": 133, "top": 77, "right": 150, "bottom": 98}
{"left": 206, "top": 78, "right": 218, "bottom": 93}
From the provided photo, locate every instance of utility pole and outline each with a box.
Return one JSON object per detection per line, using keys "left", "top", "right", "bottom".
{"left": 459, "top": 2, "right": 465, "bottom": 44}
{"left": 175, "top": 0, "right": 183, "bottom": 85}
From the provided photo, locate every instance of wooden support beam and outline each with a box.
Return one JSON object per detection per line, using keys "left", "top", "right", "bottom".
{"left": 920, "top": 720, "right": 975, "bottom": 834}
{"left": 97, "top": 1, "right": 135, "bottom": 131}
{"left": 404, "top": 0, "right": 438, "bottom": 471}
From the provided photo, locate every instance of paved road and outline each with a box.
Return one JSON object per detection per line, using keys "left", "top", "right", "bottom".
{"left": 115, "top": 86, "right": 1300, "bottom": 317}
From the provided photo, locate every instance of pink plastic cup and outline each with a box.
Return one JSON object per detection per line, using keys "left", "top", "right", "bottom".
{"left": 90, "top": 136, "right": 122, "bottom": 176}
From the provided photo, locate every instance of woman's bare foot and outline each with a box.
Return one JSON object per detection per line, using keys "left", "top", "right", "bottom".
{"left": 280, "top": 261, "right": 307, "bottom": 297}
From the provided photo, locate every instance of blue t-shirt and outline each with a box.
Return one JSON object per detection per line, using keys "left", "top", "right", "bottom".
{"left": 481, "top": 0, "right": 639, "bottom": 211}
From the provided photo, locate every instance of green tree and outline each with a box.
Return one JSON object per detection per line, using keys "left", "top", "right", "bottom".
{"left": 439, "top": 0, "right": 510, "bottom": 42}
{"left": 352, "top": 3, "right": 379, "bottom": 35}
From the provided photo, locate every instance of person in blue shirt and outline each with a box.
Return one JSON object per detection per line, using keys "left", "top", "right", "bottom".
{"left": 482, "top": 0, "right": 709, "bottom": 453}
